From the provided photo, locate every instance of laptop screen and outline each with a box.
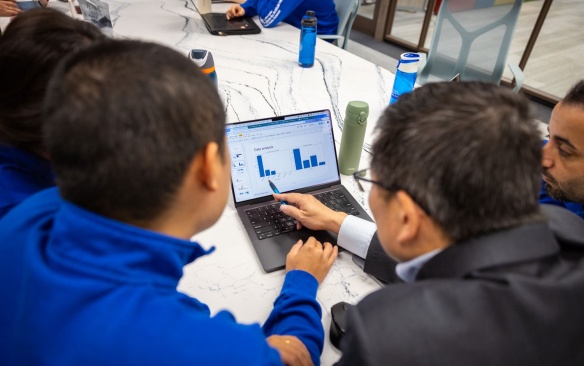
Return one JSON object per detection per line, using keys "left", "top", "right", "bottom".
{"left": 226, "top": 110, "right": 340, "bottom": 204}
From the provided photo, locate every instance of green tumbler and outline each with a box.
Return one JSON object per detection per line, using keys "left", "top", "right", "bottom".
{"left": 338, "top": 101, "right": 369, "bottom": 175}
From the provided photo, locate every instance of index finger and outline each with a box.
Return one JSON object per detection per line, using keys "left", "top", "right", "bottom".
{"left": 287, "top": 240, "right": 303, "bottom": 256}
{"left": 274, "top": 192, "right": 306, "bottom": 205}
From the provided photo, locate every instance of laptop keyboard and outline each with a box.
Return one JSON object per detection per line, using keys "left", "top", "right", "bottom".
{"left": 206, "top": 14, "right": 246, "bottom": 30}
{"left": 245, "top": 189, "right": 360, "bottom": 240}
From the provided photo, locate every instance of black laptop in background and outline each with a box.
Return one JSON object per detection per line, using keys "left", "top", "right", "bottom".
{"left": 193, "top": 0, "right": 260, "bottom": 35}
{"left": 226, "top": 110, "right": 374, "bottom": 272}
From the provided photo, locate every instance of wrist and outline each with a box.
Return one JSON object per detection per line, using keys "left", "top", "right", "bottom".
{"left": 328, "top": 211, "right": 348, "bottom": 234}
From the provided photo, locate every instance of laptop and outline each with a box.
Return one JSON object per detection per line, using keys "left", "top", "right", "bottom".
{"left": 16, "top": 1, "right": 41, "bottom": 10}
{"left": 193, "top": 0, "right": 260, "bottom": 36}
{"left": 226, "top": 110, "right": 374, "bottom": 272}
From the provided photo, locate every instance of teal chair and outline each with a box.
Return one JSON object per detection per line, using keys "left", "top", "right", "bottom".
{"left": 317, "top": 0, "right": 360, "bottom": 49}
{"left": 417, "top": 0, "right": 524, "bottom": 92}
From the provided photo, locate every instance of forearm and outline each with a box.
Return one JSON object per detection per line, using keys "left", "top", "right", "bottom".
{"left": 243, "top": 0, "right": 301, "bottom": 28}
{"left": 262, "top": 270, "right": 323, "bottom": 365}
{"left": 240, "top": 0, "right": 258, "bottom": 17}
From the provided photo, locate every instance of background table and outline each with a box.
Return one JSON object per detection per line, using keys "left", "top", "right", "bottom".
{"left": 5, "top": 2, "right": 398, "bottom": 363}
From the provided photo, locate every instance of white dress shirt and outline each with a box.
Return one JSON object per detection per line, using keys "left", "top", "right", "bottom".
{"left": 337, "top": 215, "right": 376, "bottom": 259}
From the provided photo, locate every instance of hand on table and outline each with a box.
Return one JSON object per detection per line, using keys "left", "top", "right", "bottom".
{"left": 0, "top": 0, "right": 21, "bottom": 17}
{"left": 267, "top": 335, "right": 313, "bottom": 366}
{"left": 225, "top": 4, "right": 244, "bottom": 20}
{"left": 274, "top": 193, "right": 348, "bottom": 234}
{"left": 286, "top": 236, "right": 338, "bottom": 284}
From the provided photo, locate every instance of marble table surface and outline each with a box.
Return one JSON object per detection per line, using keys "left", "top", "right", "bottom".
{"left": 4, "top": 2, "right": 398, "bottom": 364}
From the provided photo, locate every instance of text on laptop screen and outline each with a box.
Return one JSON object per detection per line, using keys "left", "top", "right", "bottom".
{"left": 227, "top": 111, "right": 340, "bottom": 203}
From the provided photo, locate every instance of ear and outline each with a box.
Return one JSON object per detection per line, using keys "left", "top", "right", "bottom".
{"left": 394, "top": 190, "right": 422, "bottom": 245}
{"left": 198, "top": 142, "right": 222, "bottom": 192}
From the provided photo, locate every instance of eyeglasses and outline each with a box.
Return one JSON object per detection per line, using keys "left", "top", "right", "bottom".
{"left": 353, "top": 168, "right": 428, "bottom": 213}
{"left": 352, "top": 168, "right": 400, "bottom": 194}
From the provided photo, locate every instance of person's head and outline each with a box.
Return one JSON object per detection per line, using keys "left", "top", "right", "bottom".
{"left": 368, "top": 82, "right": 543, "bottom": 261}
{"left": 43, "top": 40, "right": 229, "bottom": 237}
{"left": 542, "top": 80, "right": 584, "bottom": 203}
{"left": 0, "top": 8, "right": 104, "bottom": 157}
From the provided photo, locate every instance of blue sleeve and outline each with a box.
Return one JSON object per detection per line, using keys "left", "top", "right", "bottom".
{"left": 262, "top": 270, "right": 323, "bottom": 365}
{"left": 241, "top": 0, "right": 303, "bottom": 28}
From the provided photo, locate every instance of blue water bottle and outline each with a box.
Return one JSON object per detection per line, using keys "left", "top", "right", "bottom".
{"left": 389, "top": 53, "right": 420, "bottom": 104}
{"left": 188, "top": 49, "right": 218, "bottom": 87}
{"left": 298, "top": 11, "right": 317, "bottom": 68}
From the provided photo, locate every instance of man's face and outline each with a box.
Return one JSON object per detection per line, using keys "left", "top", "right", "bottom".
{"left": 542, "top": 102, "right": 584, "bottom": 203}
{"left": 368, "top": 172, "right": 403, "bottom": 261}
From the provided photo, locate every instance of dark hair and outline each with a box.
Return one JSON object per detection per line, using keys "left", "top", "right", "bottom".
{"left": 371, "top": 82, "right": 543, "bottom": 242}
{"left": 562, "top": 80, "right": 584, "bottom": 107}
{"left": 0, "top": 8, "right": 104, "bottom": 156}
{"left": 43, "top": 40, "right": 226, "bottom": 223}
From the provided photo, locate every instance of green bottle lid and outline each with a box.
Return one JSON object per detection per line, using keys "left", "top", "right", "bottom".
{"left": 346, "top": 101, "right": 369, "bottom": 125}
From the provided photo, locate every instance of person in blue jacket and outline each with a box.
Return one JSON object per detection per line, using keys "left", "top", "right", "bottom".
{"left": 540, "top": 80, "right": 584, "bottom": 219}
{"left": 0, "top": 9, "right": 104, "bottom": 219}
{"left": 226, "top": 0, "right": 339, "bottom": 35}
{"left": 0, "top": 40, "right": 337, "bottom": 366}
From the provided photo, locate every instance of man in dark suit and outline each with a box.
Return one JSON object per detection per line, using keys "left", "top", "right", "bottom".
{"left": 275, "top": 81, "right": 584, "bottom": 365}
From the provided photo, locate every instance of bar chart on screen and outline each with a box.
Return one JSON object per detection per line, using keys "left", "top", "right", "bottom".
{"left": 254, "top": 143, "right": 328, "bottom": 183}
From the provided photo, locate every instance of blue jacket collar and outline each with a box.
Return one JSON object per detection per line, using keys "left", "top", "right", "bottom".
{"left": 0, "top": 144, "right": 53, "bottom": 180}
{"left": 49, "top": 197, "right": 215, "bottom": 288}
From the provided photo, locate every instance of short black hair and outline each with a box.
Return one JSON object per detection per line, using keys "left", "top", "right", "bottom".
{"left": 0, "top": 8, "right": 104, "bottom": 156}
{"left": 562, "top": 80, "right": 584, "bottom": 107}
{"left": 371, "top": 82, "right": 543, "bottom": 242}
{"left": 43, "top": 40, "right": 226, "bottom": 223}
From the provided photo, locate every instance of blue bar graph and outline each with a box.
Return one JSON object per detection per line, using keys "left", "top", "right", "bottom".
{"left": 257, "top": 156, "right": 265, "bottom": 177}
{"left": 293, "top": 149, "right": 303, "bottom": 170}
{"left": 257, "top": 154, "right": 278, "bottom": 177}
{"left": 293, "top": 148, "right": 325, "bottom": 171}
{"left": 257, "top": 147, "right": 324, "bottom": 178}
{"left": 310, "top": 155, "right": 317, "bottom": 167}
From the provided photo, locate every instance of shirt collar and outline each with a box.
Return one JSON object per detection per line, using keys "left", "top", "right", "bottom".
{"left": 395, "top": 248, "right": 444, "bottom": 283}
{"left": 0, "top": 144, "right": 54, "bottom": 182}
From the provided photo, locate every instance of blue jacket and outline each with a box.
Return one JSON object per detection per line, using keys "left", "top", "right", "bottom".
{"left": 0, "top": 144, "right": 54, "bottom": 219}
{"left": 539, "top": 182, "right": 584, "bottom": 220}
{"left": 241, "top": 0, "right": 339, "bottom": 35}
{"left": 0, "top": 188, "right": 324, "bottom": 365}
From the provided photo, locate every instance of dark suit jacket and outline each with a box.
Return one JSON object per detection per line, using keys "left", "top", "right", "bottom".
{"left": 337, "top": 205, "right": 584, "bottom": 365}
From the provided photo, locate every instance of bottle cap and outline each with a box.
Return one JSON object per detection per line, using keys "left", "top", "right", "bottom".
{"left": 189, "top": 49, "right": 214, "bottom": 69}
{"left": 303, "top": 10, "right": 316, "bottom": 24}
{"left": 399, "top": 52, "right": 420, "bottom": 64}
{"left": 397, "top": 52, "right": 419, "bottom": 73}
{"left": 346, "top": 101, "right": 369, "bottom": 125}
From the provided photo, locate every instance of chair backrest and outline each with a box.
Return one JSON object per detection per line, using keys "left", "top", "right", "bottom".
{"left": 418, "top": 0, "right": 522, "bottom": 84}
{"left": 334, "top": 0, "right": 360, "bottom": 49}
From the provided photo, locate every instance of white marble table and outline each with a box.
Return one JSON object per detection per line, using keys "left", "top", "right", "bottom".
{"left": 5, "top": 2, "right": 397, "bottom": 364}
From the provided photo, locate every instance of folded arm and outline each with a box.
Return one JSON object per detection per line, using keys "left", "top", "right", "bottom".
{"left": 241, "top": 0, "right": 302, "bottom": 28}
